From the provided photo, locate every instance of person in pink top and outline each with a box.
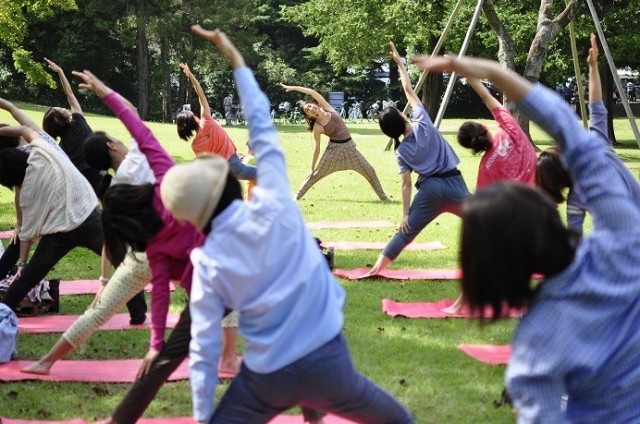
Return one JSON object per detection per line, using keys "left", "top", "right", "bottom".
{"left": 71, "top": 69, "right": 239, "bottom": 424}
{"left": 458, "top": 78, "right": 537, "bottom": 188}
{"left": 176, "top": 62, "right": 256, "bottom": 181}
{"left": 443, "top": 77, "right": 536, "bottom": 315}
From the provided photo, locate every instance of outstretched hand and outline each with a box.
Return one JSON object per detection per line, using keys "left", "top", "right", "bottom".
{"left": 587, "top": 33, "right": 598, "bottom": 66}
{"left": 389, "top": 41, "right": 403, "bottom": 65}
{"left": 72, "top": 70, "right": 112, "bottom": 98}
{"left": 0, "top": 98, "right": 14, "bottom": 111}
{"left": 44, "top": 58, "right": 62, "bottom": 74}
{"left": 179, "top": 62, "right": 193, "bottom": 78}
{"left": 191, "top": 26, "right": 245, "bottom": 69}
{"left": 280, "top": 83, "right": 294, "bottom": 92}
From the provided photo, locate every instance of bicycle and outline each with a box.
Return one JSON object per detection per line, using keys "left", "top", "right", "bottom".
{"left": 366, "top": 102, "right": 380, "bottom": 122}
{"left": 348, "top": 100, "right": 363, "bottom": 124}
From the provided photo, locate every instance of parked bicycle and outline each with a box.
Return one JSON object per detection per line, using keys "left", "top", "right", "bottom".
{"left": 348, "top": 100, "right": 363, "bottom": 124}
{"left": 366, "top": 101, "right": 381, "bottom": 122}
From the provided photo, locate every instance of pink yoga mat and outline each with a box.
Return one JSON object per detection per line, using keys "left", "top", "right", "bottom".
{"left": 382, "top": 299, "right": 525, "bottom": 319}
{"left": 306, "top": 220, "right": 393, "bottom": 230}
{"left": 334, "top": 268, "right": 461, "bottom": 280}
{"left": 0, "top": 230, "right": 14, "bottom": 239}
{"left": 458, "top": 344, "right": 511, "bottom": 365}
{"left": 0, "top": 358, "right": 237, "bottom": 382}
{"left": 321, "top": 241, "right": 446, "bottom": 252}
{"left": 18, "top": 313, "right": 180, "bottom": 334}
{"left": 2, "top": 414, "right": 356, "bottom": 424}
{"left": 59, "top": 280, "right": 176, "bottom": 295}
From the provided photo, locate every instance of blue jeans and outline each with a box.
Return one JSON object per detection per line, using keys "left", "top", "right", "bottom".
{"left": 210, "top": 333, "right": 413, "bottom": 423}
{"left": 383, "top": 173, "right": 470, "bottom": 261}
{"left": 228, "top": 153, "right": 257, "bottom": 181}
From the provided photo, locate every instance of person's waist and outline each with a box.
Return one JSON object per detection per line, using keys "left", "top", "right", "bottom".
{"left": 428, "top": 168, "right": 461, "bottom": 179}
{"left": 329, "top": 137, "right": 352, "bottom": 144}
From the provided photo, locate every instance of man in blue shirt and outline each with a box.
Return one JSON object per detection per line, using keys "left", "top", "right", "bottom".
{"left": 160, "top": 27, "right": 413, "bottom": 424}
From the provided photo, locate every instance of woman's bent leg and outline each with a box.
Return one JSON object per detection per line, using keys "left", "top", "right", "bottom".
{"left": 295, "top": 144, "right": 342, "bottom": 200}
{"left": 343, "top": 142, "right": 389, "bottom": 201}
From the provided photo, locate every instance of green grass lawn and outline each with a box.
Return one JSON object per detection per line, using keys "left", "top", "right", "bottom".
{"left": 1, "top": 103, "right": 639, "bottom": 423}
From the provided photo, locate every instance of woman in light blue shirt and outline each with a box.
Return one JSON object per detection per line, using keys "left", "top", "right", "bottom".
{"left": 415, "top": 52, "right": 640, "bottom": 423}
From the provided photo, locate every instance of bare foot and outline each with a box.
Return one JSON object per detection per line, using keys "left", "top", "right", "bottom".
{"left": 21, "top": 360, "right": 52, "bottom": 375}
{"left": 219, "top": 356, "right": 241, "bottom": 375}
{"left": 441, "top": 304, "right": 463, "bottom": 315}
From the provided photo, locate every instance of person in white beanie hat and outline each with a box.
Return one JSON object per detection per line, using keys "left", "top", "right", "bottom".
{"left": 163, "top": 27, "right": 412, "bottom": 424}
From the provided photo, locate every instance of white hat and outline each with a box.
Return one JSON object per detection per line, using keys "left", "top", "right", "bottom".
{"left": 160, "top": 154, "right": 230, "bottom": 230}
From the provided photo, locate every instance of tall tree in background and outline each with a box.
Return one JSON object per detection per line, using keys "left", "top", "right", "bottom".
{"left": 0, "top": 0, "right": 77, "bottom": 87}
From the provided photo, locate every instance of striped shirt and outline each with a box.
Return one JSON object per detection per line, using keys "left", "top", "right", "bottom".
{"left": 506, "top": 84, "right": 640, "bottom": 423}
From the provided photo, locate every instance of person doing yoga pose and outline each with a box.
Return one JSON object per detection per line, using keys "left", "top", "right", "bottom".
{"left": 443, "top": 73, "right": 536, "bottom": 315}
{"left": 42, "top": 58, "right": 101, "bottom": 191}
{"left": 416, "top": 50, "right": 640, "bottom": 423}
{"left": 363, "top": 41, "right": 470, "bottom": 277}
{"left": 70, "top": 69, "right": 239, "bottom": 424}
{"left": 161, "top": 27, "right": 412, "bottom": 424}
{"left": 280, "top": 84, "right": 390, "bottom": 201}
{"left": 176, "top": 62, "right": 256, "bottom": 181}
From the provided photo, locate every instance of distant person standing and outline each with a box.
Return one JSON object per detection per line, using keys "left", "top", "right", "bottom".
{"left": 626, "top": 81, "right": 636, "bottom": 102}
{"left": 223, "top": 93, "right": 234, "bottom": 126}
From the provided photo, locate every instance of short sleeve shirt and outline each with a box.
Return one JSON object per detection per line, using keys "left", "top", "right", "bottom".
{"left": 191, "top": 115, "right": 237, "bottom": 160}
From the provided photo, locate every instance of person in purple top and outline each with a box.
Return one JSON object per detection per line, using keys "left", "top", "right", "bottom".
{"left": 364, "top": 41, "right": 470, "bottom": 277}
{"left": 71, "top": 69, "right": 239, "bottom": 424}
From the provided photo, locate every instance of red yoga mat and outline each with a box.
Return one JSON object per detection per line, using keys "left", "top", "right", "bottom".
{"left": 306, "top": 220, "right": 394, "bottom": 230}
{"left": 1, "top": 414, "right": 356, "bottom": 424}
{"left": 458, "top": 344, "right": 511, "bottom": 365}
{"left": 59, "top": 280, "right": 176, "bottom": 295}
{"left": 321, "top": 241, "right": 446, "bottom": 252}
{"left": 382, "top": 299, "right": 525, "bottom": 319}
{"left": 334, "top": 268, "right": 461, "bottom": 280}
{"left": 18, "top": 313, "right": 180, "bottom": 334}
{"left": 0, "top": 358, "right": 238, "bottom": 382}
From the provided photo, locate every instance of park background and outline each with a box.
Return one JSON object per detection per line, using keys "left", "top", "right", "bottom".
{"left": 1, "top": 0, "right": 640, "bottom": 423}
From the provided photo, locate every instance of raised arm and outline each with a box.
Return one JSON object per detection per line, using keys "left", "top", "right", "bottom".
{"left": 414, "top": 54, "right": 640, "bottom": 232}
{"left": 192, "top": 26, "right": 290, "bottom": 195}
{"left": 587, "top": 34, "right": 602, "bottom": 103}
{"left": 468, "top": 77, "right": 501, "bottom": 111}
{"left": 0, "top": 98, "right": 41, "bottom": 132}
{"left": 391, "top": 41, "right": 420, "bottom": 108}
{"left": 45, "top": 58, "right": 82, "bottom": 113}
{"left": 0, "top": 124, "right": 39, "bottom": 143}
{"left": 280, "top": 84, "right": 334, "bottom": 112}
{"left": 180, "top": 63, "right": 211, "bottom": 118}
{"left": 73, "top": 70, "right": 174, "bottom": 179}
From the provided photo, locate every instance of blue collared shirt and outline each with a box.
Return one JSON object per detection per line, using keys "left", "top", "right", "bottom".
{"left": 506, "top": 84, "right": 640, "bottom": 423}
{"left": 188, "top": 67, "right": 346, "bottom": 422}
{"left": 396, "top": 104, "right": 460, "bottom": 176}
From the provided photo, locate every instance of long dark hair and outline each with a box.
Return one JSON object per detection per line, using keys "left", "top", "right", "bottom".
{"left": 460, "top": 182, "right": 576, "bottom": 321}
{"left": 457, "top": 121, "right": 492, "bottom": 154}
{"left": 535, "top": 147, "right": 572, "bottom": 204}
{"left": 202, "top": 171, "right": 243, "bottom": 235}
{"left": 378, "top": 107, "right": 406, "bottom": 151}
{"left": 0, "top": 148, "right": 29, "bottom": 189}
{"left": 176, "top": 111, "right": 199, "bottom": 141}
{"left": 300, "top": 100, "right": 318, "bottom": 131}
{"left": 101, "top": 184, "right": 163, "bottom": 266}
{"left": 42, "top": 108, "right": 71, "bottom": 139}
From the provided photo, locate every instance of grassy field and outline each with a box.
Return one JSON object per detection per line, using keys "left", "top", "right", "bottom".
{"left": 1, "top": 102, "right": 639, "bottom": 423}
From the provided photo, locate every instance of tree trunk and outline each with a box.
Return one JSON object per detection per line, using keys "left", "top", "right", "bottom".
{"left": 422, "top": 35, "right": 444, "bottom": 120}
{"left": 600, "top": 61, "right": 618, "bottom": 144}
{"left": 135, "top": 0, "right": 150, "bottom": 120}
{"left": 160, "top": 36, "right": 172, "bottom": 122}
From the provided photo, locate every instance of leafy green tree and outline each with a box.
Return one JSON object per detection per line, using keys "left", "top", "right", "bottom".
{"left": 0, "top": 0, "right": 77, "bottom": 87}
